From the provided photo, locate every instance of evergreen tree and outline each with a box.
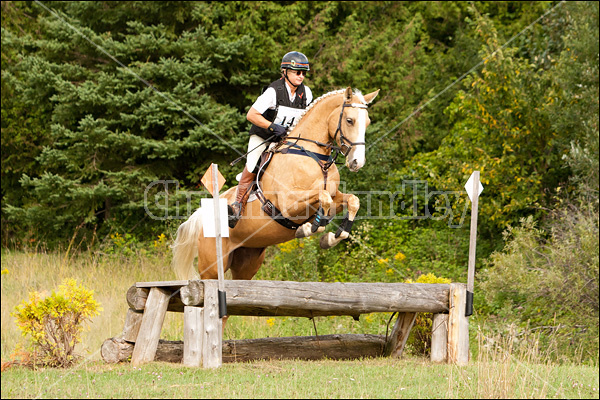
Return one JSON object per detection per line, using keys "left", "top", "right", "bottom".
{"left": 2, "top": 2, "right": 253, "bottom": 244}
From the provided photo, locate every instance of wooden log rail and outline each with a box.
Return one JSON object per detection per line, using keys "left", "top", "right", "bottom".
{"left": 104, "top": 280, "right": 469, "bottom": 368}
{"left": 183, "top": 280, "right": 451, "bottom": 316}
{"left": 128, "top": 280, "right": 451, "bottom": 316}
{"left": 102, "top": 334, "right": 387, "bottom": 364}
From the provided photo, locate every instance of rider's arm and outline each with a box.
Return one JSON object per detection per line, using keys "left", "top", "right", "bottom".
{"left": 247, "top": 87, "right": 277, "bottom": 129}
{"left": 247, "top": 107, "right": 272, "bottom": 130}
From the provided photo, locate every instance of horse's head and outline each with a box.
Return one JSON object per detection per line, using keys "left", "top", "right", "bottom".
{"left": 330, "top": 87, "right": 380, "bottom": 172}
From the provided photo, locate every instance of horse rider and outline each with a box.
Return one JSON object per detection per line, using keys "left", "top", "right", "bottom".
{"left": 228, "top": 51, "right": 313, "bottom": 228}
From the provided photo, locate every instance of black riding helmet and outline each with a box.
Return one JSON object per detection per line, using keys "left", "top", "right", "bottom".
{"left": 280, "top": 51, "right": 310, "bottom": 71}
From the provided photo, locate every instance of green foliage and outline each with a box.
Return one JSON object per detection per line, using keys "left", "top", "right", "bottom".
{"left": 365, "top": 220, "right": 472, "bottom": 282}
{"left": 480, "top": 202, "right": 599, "bottom": 362}
{"left": 403, "top": 273, "right": 452, "bottom": 356}
{"left": 258, "top": 220, "right": 468, "bottom": 284}
{"left": 1, "top": 0, "right": 599, "bottom": 363}
{"left": 256, "top": 236, "right": 321, "bottom": 282}
{"left": 2, "top": 1, "right": 562, "bottom": 246}
{"left": 401, "top": 7, "right": 566, "bottom": 233}
{"left": 1, "top": 1, "right": 250, "bottom": 245}
{"left": 548, "top": 2, "right": 599, "bottom": 200}
{"left": 11, "top": 279, "right": 102, "bottom": 368}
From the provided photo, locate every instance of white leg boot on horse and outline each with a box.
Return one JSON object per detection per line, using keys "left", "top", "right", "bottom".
{"left": 228, "top": 167, "right": 257, "bottom": 229}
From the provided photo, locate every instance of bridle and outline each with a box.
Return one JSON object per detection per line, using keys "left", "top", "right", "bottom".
{"left": 332, "top": 101, "right": 368, "bottom": 157}
{"left": 285, "top": 101, "right": 369, "bottom": 160}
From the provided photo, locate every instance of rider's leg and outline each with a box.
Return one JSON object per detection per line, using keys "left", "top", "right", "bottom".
{"left": 228, "top": 135, "right": 264, "bottom": 228}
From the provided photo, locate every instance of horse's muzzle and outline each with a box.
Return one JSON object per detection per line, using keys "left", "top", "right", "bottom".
{"left": 347, "top": 159, "right": 363, "bottom": 172}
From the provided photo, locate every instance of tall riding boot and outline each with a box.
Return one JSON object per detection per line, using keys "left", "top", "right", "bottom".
{"left": 228, "top": 167, "right": 257, "bottom": 229}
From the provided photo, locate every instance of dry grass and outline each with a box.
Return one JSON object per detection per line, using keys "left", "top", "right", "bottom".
{"left": 0, "top": 248, "right": 181, "bottom": 361}
{"left": 1, "top": 248, "right": 398, "bottom": 362}
{"left": 449, "top": 328, "right": 551, "bottom": 398}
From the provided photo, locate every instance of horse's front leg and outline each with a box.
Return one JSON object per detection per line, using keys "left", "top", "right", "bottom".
{"left": 295, "top": 190, "right": 333, "bottom": 239}
{"left": 320, "top": 191, "right": 359, "bottom": 249}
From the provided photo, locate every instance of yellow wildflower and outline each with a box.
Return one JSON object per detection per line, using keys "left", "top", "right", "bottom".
{"left": 277, "top": 239, "right": 301, "bottom": 253}
{"left": 394, "top": 252, "right": 406, "bottom": 262}
{"left": 154, "top": 233, "right": 167, "bottom": 247}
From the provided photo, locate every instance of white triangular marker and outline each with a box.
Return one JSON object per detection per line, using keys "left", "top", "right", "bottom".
{"left": 465, "top": 172, "right": 484, "bottom": 201}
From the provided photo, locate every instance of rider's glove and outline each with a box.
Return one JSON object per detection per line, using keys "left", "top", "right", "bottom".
{"left": 268, "top": 123, "right": 288, "bottom": 140}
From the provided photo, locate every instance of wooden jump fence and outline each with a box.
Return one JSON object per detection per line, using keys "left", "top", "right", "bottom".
{"left": 101, "top": 280, "right": 470, "bottom": 368}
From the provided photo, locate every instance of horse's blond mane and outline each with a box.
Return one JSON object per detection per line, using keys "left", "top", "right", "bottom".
{"left": 288, "top": 88, "right": 364, "bottom": 133}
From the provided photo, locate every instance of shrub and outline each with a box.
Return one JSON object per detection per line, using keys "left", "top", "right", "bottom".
{"left": 405, "top": 273, "right": 452, "bottom": 356}
{"left": 480, "top": 203, "right": 599, "bottom": 363}
{"left": 11, "top": 279, "right": 102, "bottom": 368}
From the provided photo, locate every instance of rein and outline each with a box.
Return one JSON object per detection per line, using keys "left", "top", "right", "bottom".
{"left": 284, "top": 100, "right": 369, "bottom": 163}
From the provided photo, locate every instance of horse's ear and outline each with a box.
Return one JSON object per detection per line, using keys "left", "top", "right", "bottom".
{"left": 363, "top": 89, "right": 380, "bottom": 105}
{"left": 344, "top": 87, "right": 353, "bottom": 103}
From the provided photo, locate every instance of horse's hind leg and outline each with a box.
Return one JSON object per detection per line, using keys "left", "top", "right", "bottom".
{"left": 228, "top": 247, "right": 267, "bottom": 280}
{"left": 196, "top": 237, "right": 234, "bottom": 279}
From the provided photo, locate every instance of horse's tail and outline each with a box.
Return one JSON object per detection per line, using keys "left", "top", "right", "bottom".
{"left": 171, "top": 208, "right": 203, "bottom": 280}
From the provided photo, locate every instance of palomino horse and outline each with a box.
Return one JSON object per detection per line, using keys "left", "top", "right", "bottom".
{"left": 172, "top": 87, "right": 379, "bottom": 280}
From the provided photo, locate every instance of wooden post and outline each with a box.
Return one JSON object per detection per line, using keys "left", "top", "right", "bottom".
{"left": 430, "top": 313, "right": 448, "bottom": 362}
{"left": 210, "top": 164, "right": 227, "bottom": 319}
{"left": 447, "top": 283, "right": 469, "bottom": 365}
{"left": 131, "top": 287, "right": 170, "bottom": 366}
{"left": 211, "top": 164, "right": 226, "bottom": 291}
{"left": 466, "top": 171, "right": 481, "bottom": 316}
{"left": 384, "top": 312, "right": 417, "bottom": 358}
{"left": 202, "top": 280, "right": 222, "bottom": 368}
{"left": 183, "top": 306, "right": 204, "bottom": 367}
{"left": 121, "top": 308, "right": 144, "bottom": 343}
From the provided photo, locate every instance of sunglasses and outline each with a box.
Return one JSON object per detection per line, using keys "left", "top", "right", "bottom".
{"left": 291, "top": 70, "right": 307, "bottom": 76}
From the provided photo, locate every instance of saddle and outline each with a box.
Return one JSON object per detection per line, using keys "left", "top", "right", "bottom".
{"left": 250, "top": 142, "right": 334, "bottom": 230}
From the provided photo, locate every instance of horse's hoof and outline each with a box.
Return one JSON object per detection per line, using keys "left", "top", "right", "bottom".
{"left": 320, "top": 232, "right": 336, "bottom": 249}
{"left": 319, "top": 232, "right": 339, "bottom": 249}
{"left": 295, "top": 223, "right": 312, "bottom": 238}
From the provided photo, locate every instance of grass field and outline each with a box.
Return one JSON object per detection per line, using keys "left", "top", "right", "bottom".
{"left": 1, "top": 249, "right": 599, "bottom": 398}
{"left": 1, "top": 357, "right": 598, "bottom": 398}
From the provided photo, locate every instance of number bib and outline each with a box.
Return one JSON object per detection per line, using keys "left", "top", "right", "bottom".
{"left": 274, "top": 106, "right": 305, "bottom": 129}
